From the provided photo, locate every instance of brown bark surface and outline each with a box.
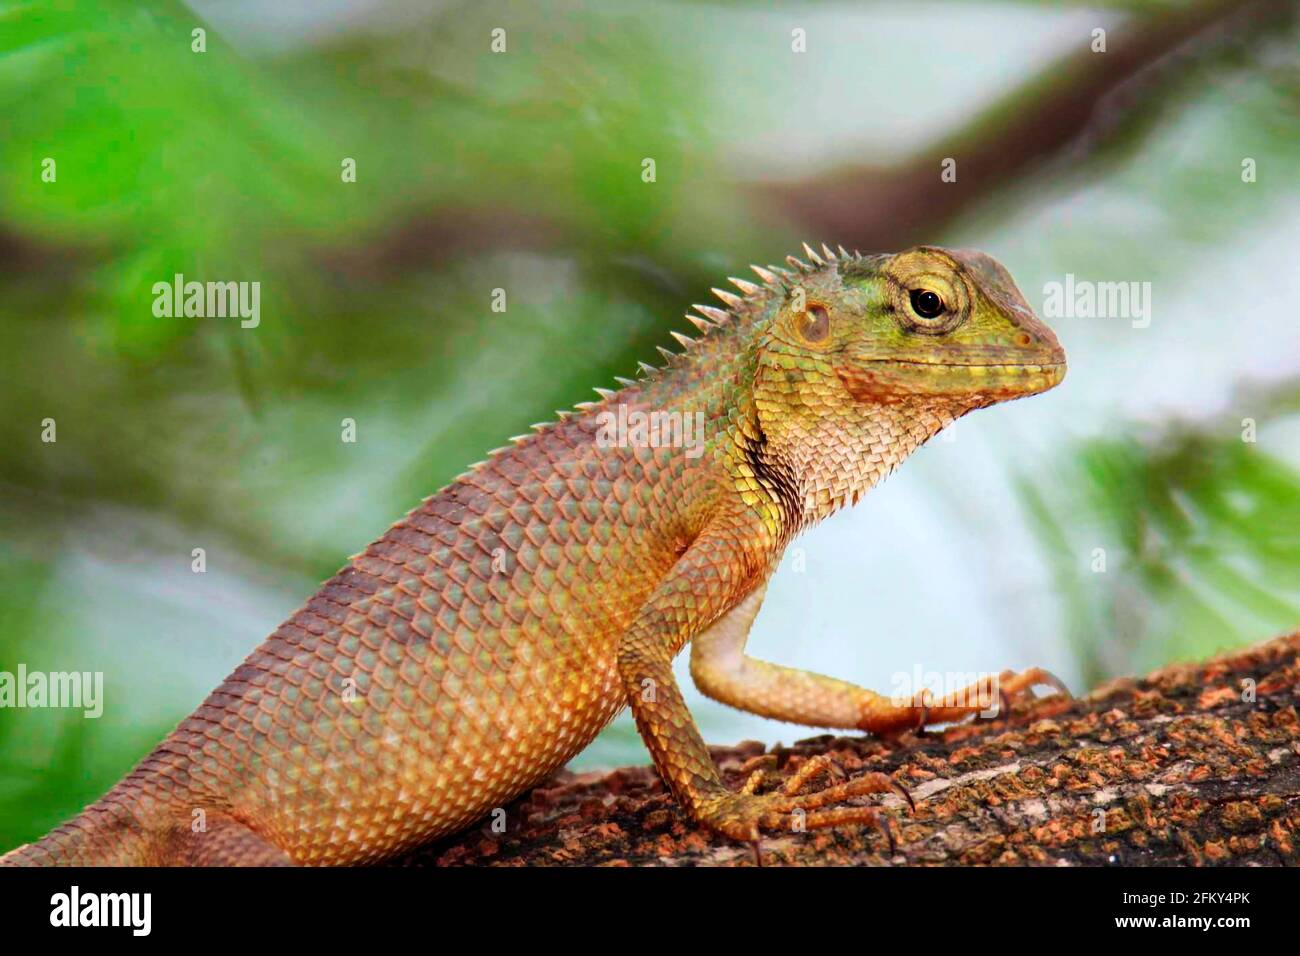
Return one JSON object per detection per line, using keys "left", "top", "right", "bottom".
{"left": 397, "top": 633, "right": 1300, "bottom": 866}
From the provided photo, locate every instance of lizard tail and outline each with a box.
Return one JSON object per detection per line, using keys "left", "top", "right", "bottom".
{"left": 0, "top": 800, "right": 159, "bottom": 866}
{"left": 3, "top": 722, "right": 298, "bottom": 866}
{"left": 2, "top": 792, "right": 295, "bottom": 867}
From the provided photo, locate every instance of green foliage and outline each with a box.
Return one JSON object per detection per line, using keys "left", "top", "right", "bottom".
{"left": 1022, "top": 396, "right": 1300, "bottom": 686}
{"left": 1, "top": 0, "right": 1298, "bottom": 847}
{"left": 0, "top": 0, "right": 740, "bottom": 845}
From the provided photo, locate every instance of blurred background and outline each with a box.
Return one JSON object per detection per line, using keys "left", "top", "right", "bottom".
{"left": 2, "top": 0, "right": 1298, "bottom": 850}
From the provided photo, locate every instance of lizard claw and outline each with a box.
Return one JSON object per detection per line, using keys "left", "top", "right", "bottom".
{"left": 892, "top": 777, "right": 916, "bottom": 814}
{"left": 696, "top": 768, "right": 909, "bottom": 848}
{"left": 977, "top": 667, "right": 1071, "bottom": 721}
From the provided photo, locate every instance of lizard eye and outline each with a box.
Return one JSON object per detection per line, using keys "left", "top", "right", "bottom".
{"left": 797, "top": 304, "right": 831, "bottom": 343}
{"left": 910, "top": 289, "right": 945, "bottom": 319}
{"left": 887, "top": 256, "right": 968, "bottom": 334}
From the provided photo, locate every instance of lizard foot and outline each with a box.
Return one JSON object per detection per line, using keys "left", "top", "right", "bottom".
{"left": 974, "top": 667, "right": 1070, "bottom": 722}
{"left": 696, "top": 765, "right": 912, "bottom": 847}
{"left": 883, "top": 666, "right": 1070, "bottom": 731}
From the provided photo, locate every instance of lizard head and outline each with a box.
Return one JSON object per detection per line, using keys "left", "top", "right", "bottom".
{"left": 765, "top": 245, "right": 1065, "bottom": 408}
{"left": 746, "top": 245, "right": 1066, "bottom": 520}
{"left": 838, "top": 246, "right": 1065, "bottom": 402}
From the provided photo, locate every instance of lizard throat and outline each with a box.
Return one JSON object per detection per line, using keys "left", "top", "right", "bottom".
{"left": 775, "top": 400, "right": 966, "bottom": 528}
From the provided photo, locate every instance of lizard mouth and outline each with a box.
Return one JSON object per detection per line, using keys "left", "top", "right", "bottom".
{"left": 862, "top": 359, "right": 1066, "bottom": 371}
{"left": 839, "top": 358, "right": 1066, "bottom": 403}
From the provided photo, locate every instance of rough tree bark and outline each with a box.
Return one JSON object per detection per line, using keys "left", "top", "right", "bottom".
{"left": 396, "top": 633, "right": 1300, "bottom": 866}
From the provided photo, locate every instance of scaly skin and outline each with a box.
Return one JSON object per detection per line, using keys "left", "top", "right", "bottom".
{"left": 2, "top": 244, "right": 1066, "bottom": 865}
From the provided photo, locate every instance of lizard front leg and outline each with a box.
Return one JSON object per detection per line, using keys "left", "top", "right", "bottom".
{"left": 690, "top": 582, "right": 1068, "bottom": 733}
{"left": 617, "top": 517, "right": 903, "bottom": 843}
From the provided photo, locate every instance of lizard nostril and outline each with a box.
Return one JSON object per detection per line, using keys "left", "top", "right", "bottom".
{"left": 1014, "top": 331, "right": 1033, "bottom": 348}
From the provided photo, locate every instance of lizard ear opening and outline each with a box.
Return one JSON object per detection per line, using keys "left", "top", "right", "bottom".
{"left": 795, "top": 304, "right": 831, "bottom": 344}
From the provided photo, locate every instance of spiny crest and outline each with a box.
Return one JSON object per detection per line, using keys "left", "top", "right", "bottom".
{"left": 778, "top": 241, "right": 872, "bottom": 289}
{"left": 442, "top": 243, "right": 866, "bottom": 492}
{"left": 630, "top": 241, "right": 867, "bottom": 386}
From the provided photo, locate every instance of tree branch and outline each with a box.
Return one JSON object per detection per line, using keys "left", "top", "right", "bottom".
{"left": 755, "top": 0, "right": 1288, "bottom": 252}
{"left": 398, "top": 632, "right": 1300, "bottom": 866}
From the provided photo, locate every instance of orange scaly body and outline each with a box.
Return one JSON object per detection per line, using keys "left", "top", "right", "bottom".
{"left": 3, "top": 244, "right": 1066, "bottom": 865}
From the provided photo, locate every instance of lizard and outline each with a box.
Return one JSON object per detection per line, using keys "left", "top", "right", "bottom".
{"left": 2, "top": 243, "right": 1066, "bottom": 866}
